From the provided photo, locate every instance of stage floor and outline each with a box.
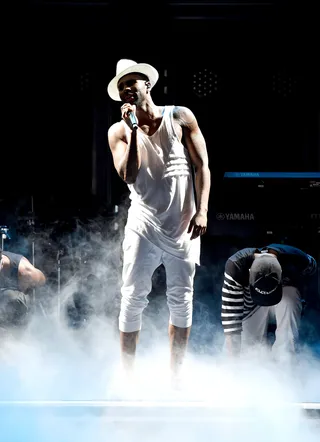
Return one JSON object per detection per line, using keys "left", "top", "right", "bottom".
{"left": 1, "top": 400, "right": 319, "bottom": 442}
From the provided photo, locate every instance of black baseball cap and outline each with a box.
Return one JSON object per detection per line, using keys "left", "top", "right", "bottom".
{"left": 249, "top": 254, "right": 282, "bottom": 306}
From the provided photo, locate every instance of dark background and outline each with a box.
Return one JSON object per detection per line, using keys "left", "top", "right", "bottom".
{"left": 1, "top": 1, "right": 319, "bottom": 349}
{"left": 4, "top": 2, "right": 319, "bottom": 210}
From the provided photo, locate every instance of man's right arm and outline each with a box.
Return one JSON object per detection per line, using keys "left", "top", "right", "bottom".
{"left": 107, "top": 123, "right": 141, "bottom": 184}
{"left": 221, "top": 259, "right": 245, "bottom": 356}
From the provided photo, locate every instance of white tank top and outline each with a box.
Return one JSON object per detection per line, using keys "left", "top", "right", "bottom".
{"left": 124, "top": 105, "right": 200, "bottom": 264}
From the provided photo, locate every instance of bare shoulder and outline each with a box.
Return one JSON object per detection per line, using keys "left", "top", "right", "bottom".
{"left": 20, "top": 256, "right": 45, "bottom": 277}
{"left": 108, "top": 121, "right": 127, "bottom": 149}
{"left": 108, "top": 121, "right": 125, "bottom": 138}
{"left": 19, "top": 256, "right": 34, "bottom": 271}
{"left": 18, "top": 256, "right": 46, "bottom": 288}
{"left": 172, "top": 106, "right": 197, "bottom": 128}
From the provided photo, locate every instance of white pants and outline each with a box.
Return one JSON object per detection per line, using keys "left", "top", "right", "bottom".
{"left": 242, "top": 286, "right": 303, "bottom": 357}
{"left": 119, "top": 230, "right": 196, "bottom": 332}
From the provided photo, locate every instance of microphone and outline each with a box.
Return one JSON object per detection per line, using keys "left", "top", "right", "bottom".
{"left": 0, "top": 226, "right": 11, "bottom": 240}
{"left": 129, "top": 112, "right": 138, "bottom": 130}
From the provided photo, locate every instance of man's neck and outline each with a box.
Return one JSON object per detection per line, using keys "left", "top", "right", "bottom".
{"left": 136, "top": 99, "right": 160, "bottom": 122}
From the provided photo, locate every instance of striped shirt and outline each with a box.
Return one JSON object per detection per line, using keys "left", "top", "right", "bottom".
{"left": 221, "top": 245, "right": 317, "bottom": 335}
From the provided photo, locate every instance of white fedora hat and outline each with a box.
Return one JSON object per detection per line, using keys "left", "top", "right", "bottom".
{"left": 107, "top": 59, "right": 159, "bottom": 101}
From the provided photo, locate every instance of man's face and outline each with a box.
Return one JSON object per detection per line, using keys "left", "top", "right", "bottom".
{"left": 117, "top": 73, "right": 148, "bottom": 105}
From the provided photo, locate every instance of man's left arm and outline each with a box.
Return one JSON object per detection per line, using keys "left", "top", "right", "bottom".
{"left": 268, "top": 244, "right": 317, "bottom": 278}
{"left": 301, "top": 253, "right": 317, "bottom": 277}
{"left": 18, "top": 256, "right": 46, "bottom": 292}
{"left": 175, "top": 106, "right": 211, "bottom": 240}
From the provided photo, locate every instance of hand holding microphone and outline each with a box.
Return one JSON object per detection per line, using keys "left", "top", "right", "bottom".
{"left": 121, "top": 103, "right": 138, "bottom": 130}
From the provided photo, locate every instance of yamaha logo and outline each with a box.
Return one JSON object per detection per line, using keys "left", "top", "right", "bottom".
{"left": 216, "top": 213, "right": 225, "bottom": 221}
{"left": 216, "top": 213, "right": 255, "bottom": 221}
